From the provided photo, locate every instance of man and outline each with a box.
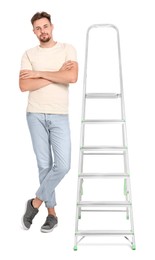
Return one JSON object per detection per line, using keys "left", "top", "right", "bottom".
{"left": 19, "top": 11, "right": 78, "bottom": 233}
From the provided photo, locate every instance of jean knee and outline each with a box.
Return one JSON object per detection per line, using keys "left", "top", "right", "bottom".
{"left": 54, "top": 163, "right": 70, "bottom": 176}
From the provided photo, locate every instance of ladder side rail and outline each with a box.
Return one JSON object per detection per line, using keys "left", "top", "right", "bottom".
{"left": 74, "top": 26, "right": 90, "bottom": 248}
{"left": 116, "top": 26, "right": 130, "bottom": 223}
{"left": 80, "top": 26, "right": 90, "bottom": 146}
{"left": 125, "top": 176, "right": 136, "bottom": 247}
{"left": 116, "top": 27, "right": 129, "bottom": 174}
{"left": 115, "top": 26, "right": 130, "bottom": 195}
{"left": 78, "top": 25, "right": 91, "bottom": 193}
{"left": 116, "top": 26, "right": 136, "bottom": 246}
{"left": 77, "top": 24, "right": 90, "bottom": 192}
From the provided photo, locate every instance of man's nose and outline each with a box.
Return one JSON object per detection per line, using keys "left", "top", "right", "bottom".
{"left": 40, "top": 28, "right": 45, "bottom": 33}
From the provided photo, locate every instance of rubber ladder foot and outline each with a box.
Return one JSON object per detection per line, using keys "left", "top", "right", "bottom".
{"left": 132, "top": 244, "right": 136, "bottom": 250}
{"left": 74, "top": 246, "right": 78, "bottom": 251}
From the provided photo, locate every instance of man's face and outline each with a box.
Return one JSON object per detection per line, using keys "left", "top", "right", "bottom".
{"left": 33, "top": 17, "right": 53, "bottom": 43}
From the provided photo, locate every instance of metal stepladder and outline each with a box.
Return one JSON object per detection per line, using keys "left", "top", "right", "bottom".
{"left": 74, "top": 24, "right": 136, "bottom": 250}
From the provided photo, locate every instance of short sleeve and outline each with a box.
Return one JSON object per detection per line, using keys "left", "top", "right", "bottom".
{"left": 20, "top": 51, "right": 33, "bottom": 70}
{"left": 64, "top": 44, "right": 77, "bottom": 62}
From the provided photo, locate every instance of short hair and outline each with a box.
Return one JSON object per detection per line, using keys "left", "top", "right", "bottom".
{"left": 31, "top": 11, "right": 51, "bottom": 25}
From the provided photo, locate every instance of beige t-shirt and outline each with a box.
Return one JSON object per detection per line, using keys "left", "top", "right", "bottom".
{"left": 20, "top": 42, "right": 77, "bottom": 114}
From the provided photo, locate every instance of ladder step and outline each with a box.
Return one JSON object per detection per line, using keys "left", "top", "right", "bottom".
{"left": 81, "top": 146, "right": 127, "bottom": 151}
{"left": 86, "top": 93, "right": 121, "bottom": 99}
{"left": 79, "top": 173, "right": 130, "bottom": 178}
{"left": 82, "top": 119, "right": 125, "bottom": 124}
{"left": 83, "top": 152, "right": 124, "bottom": 155}
{"left": 77, "top": 201, "right": 131, "bottom": 207}
{"left": 76, "top": 230, "right": 134, "bottom": 236}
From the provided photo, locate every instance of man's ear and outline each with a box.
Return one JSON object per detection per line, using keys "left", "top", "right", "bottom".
{"left": 33, "top": 29, "right": 35, "bottom": 35}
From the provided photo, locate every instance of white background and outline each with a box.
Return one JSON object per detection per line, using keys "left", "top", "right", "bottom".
{"left": 0, "top": 0, "right": 155, "bottom": 259}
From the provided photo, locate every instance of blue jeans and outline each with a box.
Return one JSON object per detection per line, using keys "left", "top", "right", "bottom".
{"left": 26, "top": 113, "right": 71, "bottom": 208}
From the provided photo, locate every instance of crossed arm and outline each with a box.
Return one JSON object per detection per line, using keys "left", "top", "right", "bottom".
{"left": 19, "top": 60, "right": 78, "bottom": 92}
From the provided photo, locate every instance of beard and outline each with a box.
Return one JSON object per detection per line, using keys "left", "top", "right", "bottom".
{"left": 39, "top": 34, "right": 51, "bottom": 43}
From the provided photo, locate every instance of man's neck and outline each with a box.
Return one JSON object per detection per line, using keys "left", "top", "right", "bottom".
{"left": 40, "top": 40, "right": 57, "bottom": 48}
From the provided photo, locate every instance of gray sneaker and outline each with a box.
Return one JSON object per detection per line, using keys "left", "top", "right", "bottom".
{"left": 22, "top": 199, "right": 39, "bottom": 229}
{"left": 41, "top": 214, "right": 58, "bottom": 233}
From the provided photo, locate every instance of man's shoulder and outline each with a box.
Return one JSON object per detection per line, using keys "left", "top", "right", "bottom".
{"left": 59, "top": 42, "right": 76, "bottom": 55}
{"left": 25, "top": 46, "right": 39, "bottom": 55}
{"left": 61, "top": 42, "right": 75, "bottom": 49}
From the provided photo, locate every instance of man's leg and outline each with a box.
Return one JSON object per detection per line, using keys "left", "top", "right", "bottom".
{"left": 23, "top": 113, "right": 55, "bottom": 229}
{"left": 23, "top": 113, "right": 71, "bottom": 231}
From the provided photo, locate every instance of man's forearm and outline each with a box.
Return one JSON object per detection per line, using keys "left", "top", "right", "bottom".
{"left": 39, "top": 70, "right": 77, "bottom": 85}
{"left": 19, "top": 78, "right": 51, "bottom": 92}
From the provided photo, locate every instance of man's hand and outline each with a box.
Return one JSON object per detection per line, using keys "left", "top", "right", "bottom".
{"left": 20, "top": 70, "right": 40, "bottom": 79}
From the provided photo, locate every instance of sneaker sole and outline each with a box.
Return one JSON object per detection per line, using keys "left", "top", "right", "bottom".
{"left": 40, "top": 224, "right": 58, "bottom": 233}
{"left": 21, "top": 200, "right": 32, "bottom": 230}
{"left": 21, "top": 217, "right": 29, "bottom": 230}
